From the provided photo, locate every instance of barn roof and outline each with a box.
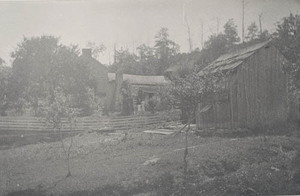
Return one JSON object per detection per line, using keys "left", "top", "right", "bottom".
{"left": 108, "top": 73, "right": 169, "bottom": 85}
{"left": 199, "top": 40, "right": 271, "bottom": 75}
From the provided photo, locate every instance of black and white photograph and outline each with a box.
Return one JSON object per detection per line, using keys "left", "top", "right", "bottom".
{"left": 0, "top": 0, "right": 300, "bottom": 195}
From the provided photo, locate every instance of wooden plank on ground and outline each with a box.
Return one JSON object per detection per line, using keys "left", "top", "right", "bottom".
{"left": 143, "top": 129, "right": 174, "bottom": 135}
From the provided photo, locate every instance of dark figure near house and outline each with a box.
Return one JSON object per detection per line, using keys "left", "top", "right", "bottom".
{"left": 121, "top": 82, "right": 134, "bottom": 116}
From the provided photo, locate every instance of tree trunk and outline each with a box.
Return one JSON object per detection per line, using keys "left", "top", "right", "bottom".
{"left": 59, "top": 127, "right": 73, "bottom": 178}
{"left": 65, "top": 125, "right": 74, "bottom": 177}
{"left": 66, "top": 158, "right": 71, "bottom": 177}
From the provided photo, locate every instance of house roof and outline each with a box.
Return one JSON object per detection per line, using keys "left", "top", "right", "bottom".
{"left": 199, "top": 40, "right": 271, "bottom": 75}
{"left": 108, "top": 73, "right": 169, "bottom": 85}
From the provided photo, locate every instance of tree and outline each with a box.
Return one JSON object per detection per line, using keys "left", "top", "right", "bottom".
{"left": 224, "top": 19, "right": 241, "bottom": 46}
{"left": 258, "top": 30, "right": 270, "bottom": 41}
{"left": 197, "top": 20, "right": 240, "bottom": 65}
{"left": 136, "top": 44, "right": 157, "bottom": 75}
{"left": 245, "top": 22, "right": 270, "bottom": 43}
{"left": 49, "top": 44, "right": 95, "bottom": 116}
{"left": 0, "top": 63, "right": 11, "bottom": 116}
{"left": 170, "top": 70, "right": 224, "bottom": 174}
{"left": 38, "top": 42, "right": 98, "bottom": 177}
{"left": 202, "top": 33, "right": 228, "bottom": 63}
{"left": 108, "top": 28, "right": 180, "bottom": 75}
{"left": 273, "top": 13, "right": 300, "bottom": 123}
{"left": 246, "top": 22, "right": 259, "bottom": 41}
{"left": 154, "top": 28, "right": 180, "bottom": 74}
{"left": 86, "top": 41, "right": 106, "bottom": 60}
{"left": 108, "top": 47, "right": 140, "bottom": 74}
{"left": 11, "top": 36, "right": 60, "bottom": 114}
{"left": 137, "top": 44, "right": 154, "bottom": 62}
{"left": 10, "top": 36, "right": 95, "bottom": 116}
{"left": 273, "top": 13, "right": 300, "bottom": 95}
{"left": 44, "top": 87, "right": 78, "bottom": 177}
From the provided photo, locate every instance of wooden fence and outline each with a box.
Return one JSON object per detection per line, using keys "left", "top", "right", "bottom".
{"left": 0, "top": 111, "right": 180, "bottom": 132}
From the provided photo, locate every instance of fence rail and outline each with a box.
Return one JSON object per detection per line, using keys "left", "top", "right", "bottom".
{"left": 0, "top": 111, "right": 180, "bottom": 132}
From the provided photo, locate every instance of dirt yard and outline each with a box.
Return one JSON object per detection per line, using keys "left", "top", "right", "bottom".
{"left": 1, "top": 127, "right": 300, "bottom": 196}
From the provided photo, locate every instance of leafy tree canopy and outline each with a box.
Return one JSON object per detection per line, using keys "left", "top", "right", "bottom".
{"left": 0, "top": 63, "right": 11, "bottom": 116}
{"left": 224, "top": 19, "right": 241, "bottom": 45}
{"left": 10, "top": 35, "right": 95, "bottom": 116}
{"left": 154, "top": 27, "right": 180, "bottom": 73}
{"left": 169, "top": 70, "right": 224, "bottom": 123}
{"left": 136, "top": 44, "right": 158, "bottom": 75}
{"left": 273, "top": 13, "right": 300, "bottom": 92}
{"left": 86, "top": 41, "right": 106, "bottom": 60}
{"left": 202, "top": 34, "right": 228, "bottom": 63}
{"left": 246, "top": 22, "right": 259, "bottom": 41}
{"left": 108, "top": 47, "right": 140, "bottom": 74}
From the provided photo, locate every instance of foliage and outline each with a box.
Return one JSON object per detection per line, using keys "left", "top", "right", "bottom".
{"left": 43, "top": 87, "right": 78, "bottom": 177}
{"left": 170, "top": 71, "right": 224, "bottom": 121}
{"left": 169, "top": 69, "right": 225, "bottom": 175}
{"left": 10, "top": 35, "right": 96, "bottom": 116}
{"left": 136, "top": 44, "right": 158, "bottom": 75}
{"left": 108, "top": 28, "right": 180, "bottom": 75}
{"left": 43, "top": 88, "right": 78, "bottom": 130}
{"left": 197, "top": 19, "right": 241, "bottom": 65}
{"left": 10, "top": 36, "right": 59, "bottom": 114}
{"left": 273, "top": 13, "right": 300, "bottom": 94}
{"left": 154, "top": 27, "right": 180, "bottom": 58}
{"left": 108, "top": 47, "right": 140, "bottom": 74}
{"left": 164, "top": 50, "right": 206, "bottom": 79}
{"left": 0, "top": 64, "right": 11, "bottom": 116}
{"left": 154, "top": 85, "right": 174, "bottom": 112}
{"left": 154, "top": 27, "right": 180, "bottom": 74}
{"left": 246, "top": 22, "right": 259, "bottom": 41}
{"left": 202, "top": 34, "right": 228, "bottom": 63}
{"left": 224, "top": 19, "right": 240, "bottom": 45}
{"left": 273, "top": 13, "right": 300, "bottom": 121}
{"left": 244, "top": 22, "right": 270, "bottom": 44}
{"left": 86, "top": 41, "right": 106, "bottom": 60}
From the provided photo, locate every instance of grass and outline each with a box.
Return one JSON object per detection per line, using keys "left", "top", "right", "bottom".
{"left": 0, "top": 132, "right": 78, "bottom": 150}
{"left": 2, "top": 125, "right": 300, "bottom": 196}
{"left": 66, "top": 136, "right": 300, "bottom": 196}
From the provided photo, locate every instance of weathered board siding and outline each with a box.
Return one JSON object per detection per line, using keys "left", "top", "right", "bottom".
{"left": 197, "top": 45, "right": 288, "bottom": 129}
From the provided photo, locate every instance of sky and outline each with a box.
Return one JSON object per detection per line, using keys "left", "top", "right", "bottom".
{"left": 0, "top": 0, "right": 299, "bottom": 65}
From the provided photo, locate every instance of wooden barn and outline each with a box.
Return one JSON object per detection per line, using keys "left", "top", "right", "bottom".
{"left": 196, "top": 41, "right": 289, "bottom": 129}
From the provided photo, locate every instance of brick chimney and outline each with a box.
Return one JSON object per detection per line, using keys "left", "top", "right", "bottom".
{"left": 82, "top": 48, "right": 92, "bottom": 58}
